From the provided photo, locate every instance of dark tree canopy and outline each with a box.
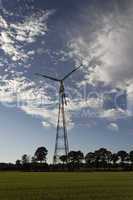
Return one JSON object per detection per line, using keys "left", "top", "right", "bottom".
{"left": 111, "top": 153, "right": 119, "bottom": 165}
{"left": 68, "top": 151, "right": 84, "bottom": 165}
{"left": 129, "top": 151, "right": 133, "bottom": 163}
{"left": 21, "top": 154, "right": 29, "bottom": 165}
{"left": 85, "top": 152, "right": 95, "bottom": 165}
{"left": 34, "top": 147, "right": 48, "bottom": 163}
{"left": 60, "top": 155, "right": 68, "bottom": 163}
{"left": 117, "top": 151, "right": 128, "bottom": 163}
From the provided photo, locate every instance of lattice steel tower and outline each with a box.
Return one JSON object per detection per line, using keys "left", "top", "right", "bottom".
{"left": 36, "top": 65, "right": 81, "bottom": 164}
{"left": 53, "top": 80, "right": 69, "bottom": 164}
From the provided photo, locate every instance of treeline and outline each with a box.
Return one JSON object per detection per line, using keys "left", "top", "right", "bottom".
{"left": 1, "top": 147, "right": 133, "bottom": 171}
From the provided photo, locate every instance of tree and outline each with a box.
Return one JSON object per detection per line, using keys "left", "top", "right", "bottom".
{"left": 34, "top": 147, "right": 48, "bottom": 163}
{"left": 31, "top": 156, "right": 37, "bottom": 164}
{"left": 111, "top": 153, "right": 119, "bottom": 166}
{"left": 117, "top": 151, "right": 128, "bottom": 165}
{"left": 85, "top": 152, "right": 95, "bottom": 167}
{"left": 129, "top": 151, "right": 133, "bottom": 164}
{"left": 106, "top": 150, "right": 112, "bottom": 165}
{"left": 94, "top": 148, "right": 112, "bottom": 168}
{"left": 21, "top": 154, "right": 29, "bottom": 165}
{"left": 68, "top": 151, "right": 84, "bottom": 167}
{"left": 60, "top": 155, "right": 68, "bottom": 164}
{"left": 16, "top": 160, "right": 21, "bottom": 168}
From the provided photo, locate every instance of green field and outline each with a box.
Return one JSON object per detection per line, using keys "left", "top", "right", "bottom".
{"left": 0, "top": 172, "right": 132, "bottom": 200}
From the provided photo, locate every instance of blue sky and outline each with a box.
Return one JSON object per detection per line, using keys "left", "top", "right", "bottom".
{"left": 0, "top": 0, "right": 133, "bottom": 163}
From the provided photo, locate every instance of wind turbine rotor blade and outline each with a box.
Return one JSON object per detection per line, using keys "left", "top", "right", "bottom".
{"left": 63, "top": 65, "right": 82, "bottom": 80}
{"left": 35, "top": 73, "right": 60, "bottom": 82}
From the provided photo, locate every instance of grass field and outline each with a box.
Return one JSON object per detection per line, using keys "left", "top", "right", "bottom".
{"left": 0, "top": 172, "right": 132, "bottom": 200}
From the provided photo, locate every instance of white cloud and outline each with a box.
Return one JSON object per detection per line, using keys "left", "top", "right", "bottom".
{"left": 0, "top": 9, "right": 63, "bottom": 128}
{"left": 10, "top": 10, "right": 54, "bottom": 43}
{"left": 1, "top": 4, "right": 133, "bottom": 130}
{"left": 21, "top": 105, "right": 74, "bottom": 129}
{"left": 126, "top": 81, "right": 133, "bottom": 116}
{"left": 21, "top": 106, "right": 58, "bottom": 127}
{"left": 67, "top": 97, "right": 102, "bottom": 111}
{"left": 0, "top": 74, "right": 74, "bottom": 129}
{"left": 0, "top": 10, "right": 54, "bottom": 63}
{"left": 42, "top": 121, "right": 51, "bottom": 128}
{"left": 107, "top": 122, "right": 119, "bottom": 132}
{"left": 0, "top": 15, "right": 8, "bottom": 28}
{"left": 61, "top": 4, "right": 133, "bottom": 125}
{"left": 101, "top": 108, "right": 129, "bottom": 121}
{"left": 66, "top": 5, "right": 133, "bottom": 89}
{"left": 0, "top": 76, "right": 54, "bottom": 128}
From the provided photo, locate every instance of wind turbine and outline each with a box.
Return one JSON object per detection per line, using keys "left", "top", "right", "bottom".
{"left": 36, "top": 65, "right": 81, "bottom": 164}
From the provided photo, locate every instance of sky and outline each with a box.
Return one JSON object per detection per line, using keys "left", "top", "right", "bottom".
{"left": 0, "top": 0, "right": 133, "bottom": 163}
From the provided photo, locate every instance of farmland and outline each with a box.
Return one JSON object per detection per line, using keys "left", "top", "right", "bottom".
{"left": 0, "top": 172, "right": 132, "bottom": 200}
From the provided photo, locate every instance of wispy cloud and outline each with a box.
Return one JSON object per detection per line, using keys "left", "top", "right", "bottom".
{"left": 0, "top": 10, "right": 54, "bottom": 63}
{"left": 107, "top": 122, "right": 119, "bottom": 132}
{"left": 0, "top": 9, "right": 60, "bottom": 128}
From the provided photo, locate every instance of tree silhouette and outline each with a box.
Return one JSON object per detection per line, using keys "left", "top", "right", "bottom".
{"left": 111, "top": 153, "right": 119, "bottom": 166}
{"left": 14, "top": 147, "right": 133, "bottom": 171}
{"left": 85, "top": 152, "right": 95, "bottom": 167}
{"left": 68, "top": 151, "right": 84, "bottom": 168}
{"left": 106, "top": 150, "right": 112, "bottom": 166}
{"left": 117, "top": 151, "right": 128, "bottom": 166}
{"left": 16, "top": 160, "right": 21, "bottom": 167}
{"left": 34, "top": 147, "right": 48, "bottom": 163}
{"left": 94, "top": 148, "right": 112, "bottom": 168}
{"left": 31, "top": 156, "right": 37, "bottom": 164}
{"left": 60, "top": 155, "right": 68, "bottom": 164}
{"left": 21, "top": 154, "right": 29, "bottom": 165}
{"left": 129, "top": 151, "right": 133, "bottom": 165}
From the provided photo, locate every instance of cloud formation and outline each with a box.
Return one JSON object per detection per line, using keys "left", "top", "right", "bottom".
{"left": 0, "top": 10, "right": 54, "bottom": 63}
{"left": 60, "top": 1, "right": 133, "bottom": 124}
{"left": 66, "top": 3, "right": 133, "bottom": 89}
{"left": 0, "top": 8, "right": 59, "bottom": 128}
{"left": 107, "top": 122, "right": 119, "bottom": 132}
{"left": 1, "top": 1, "right": 133, "bottom": 130}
